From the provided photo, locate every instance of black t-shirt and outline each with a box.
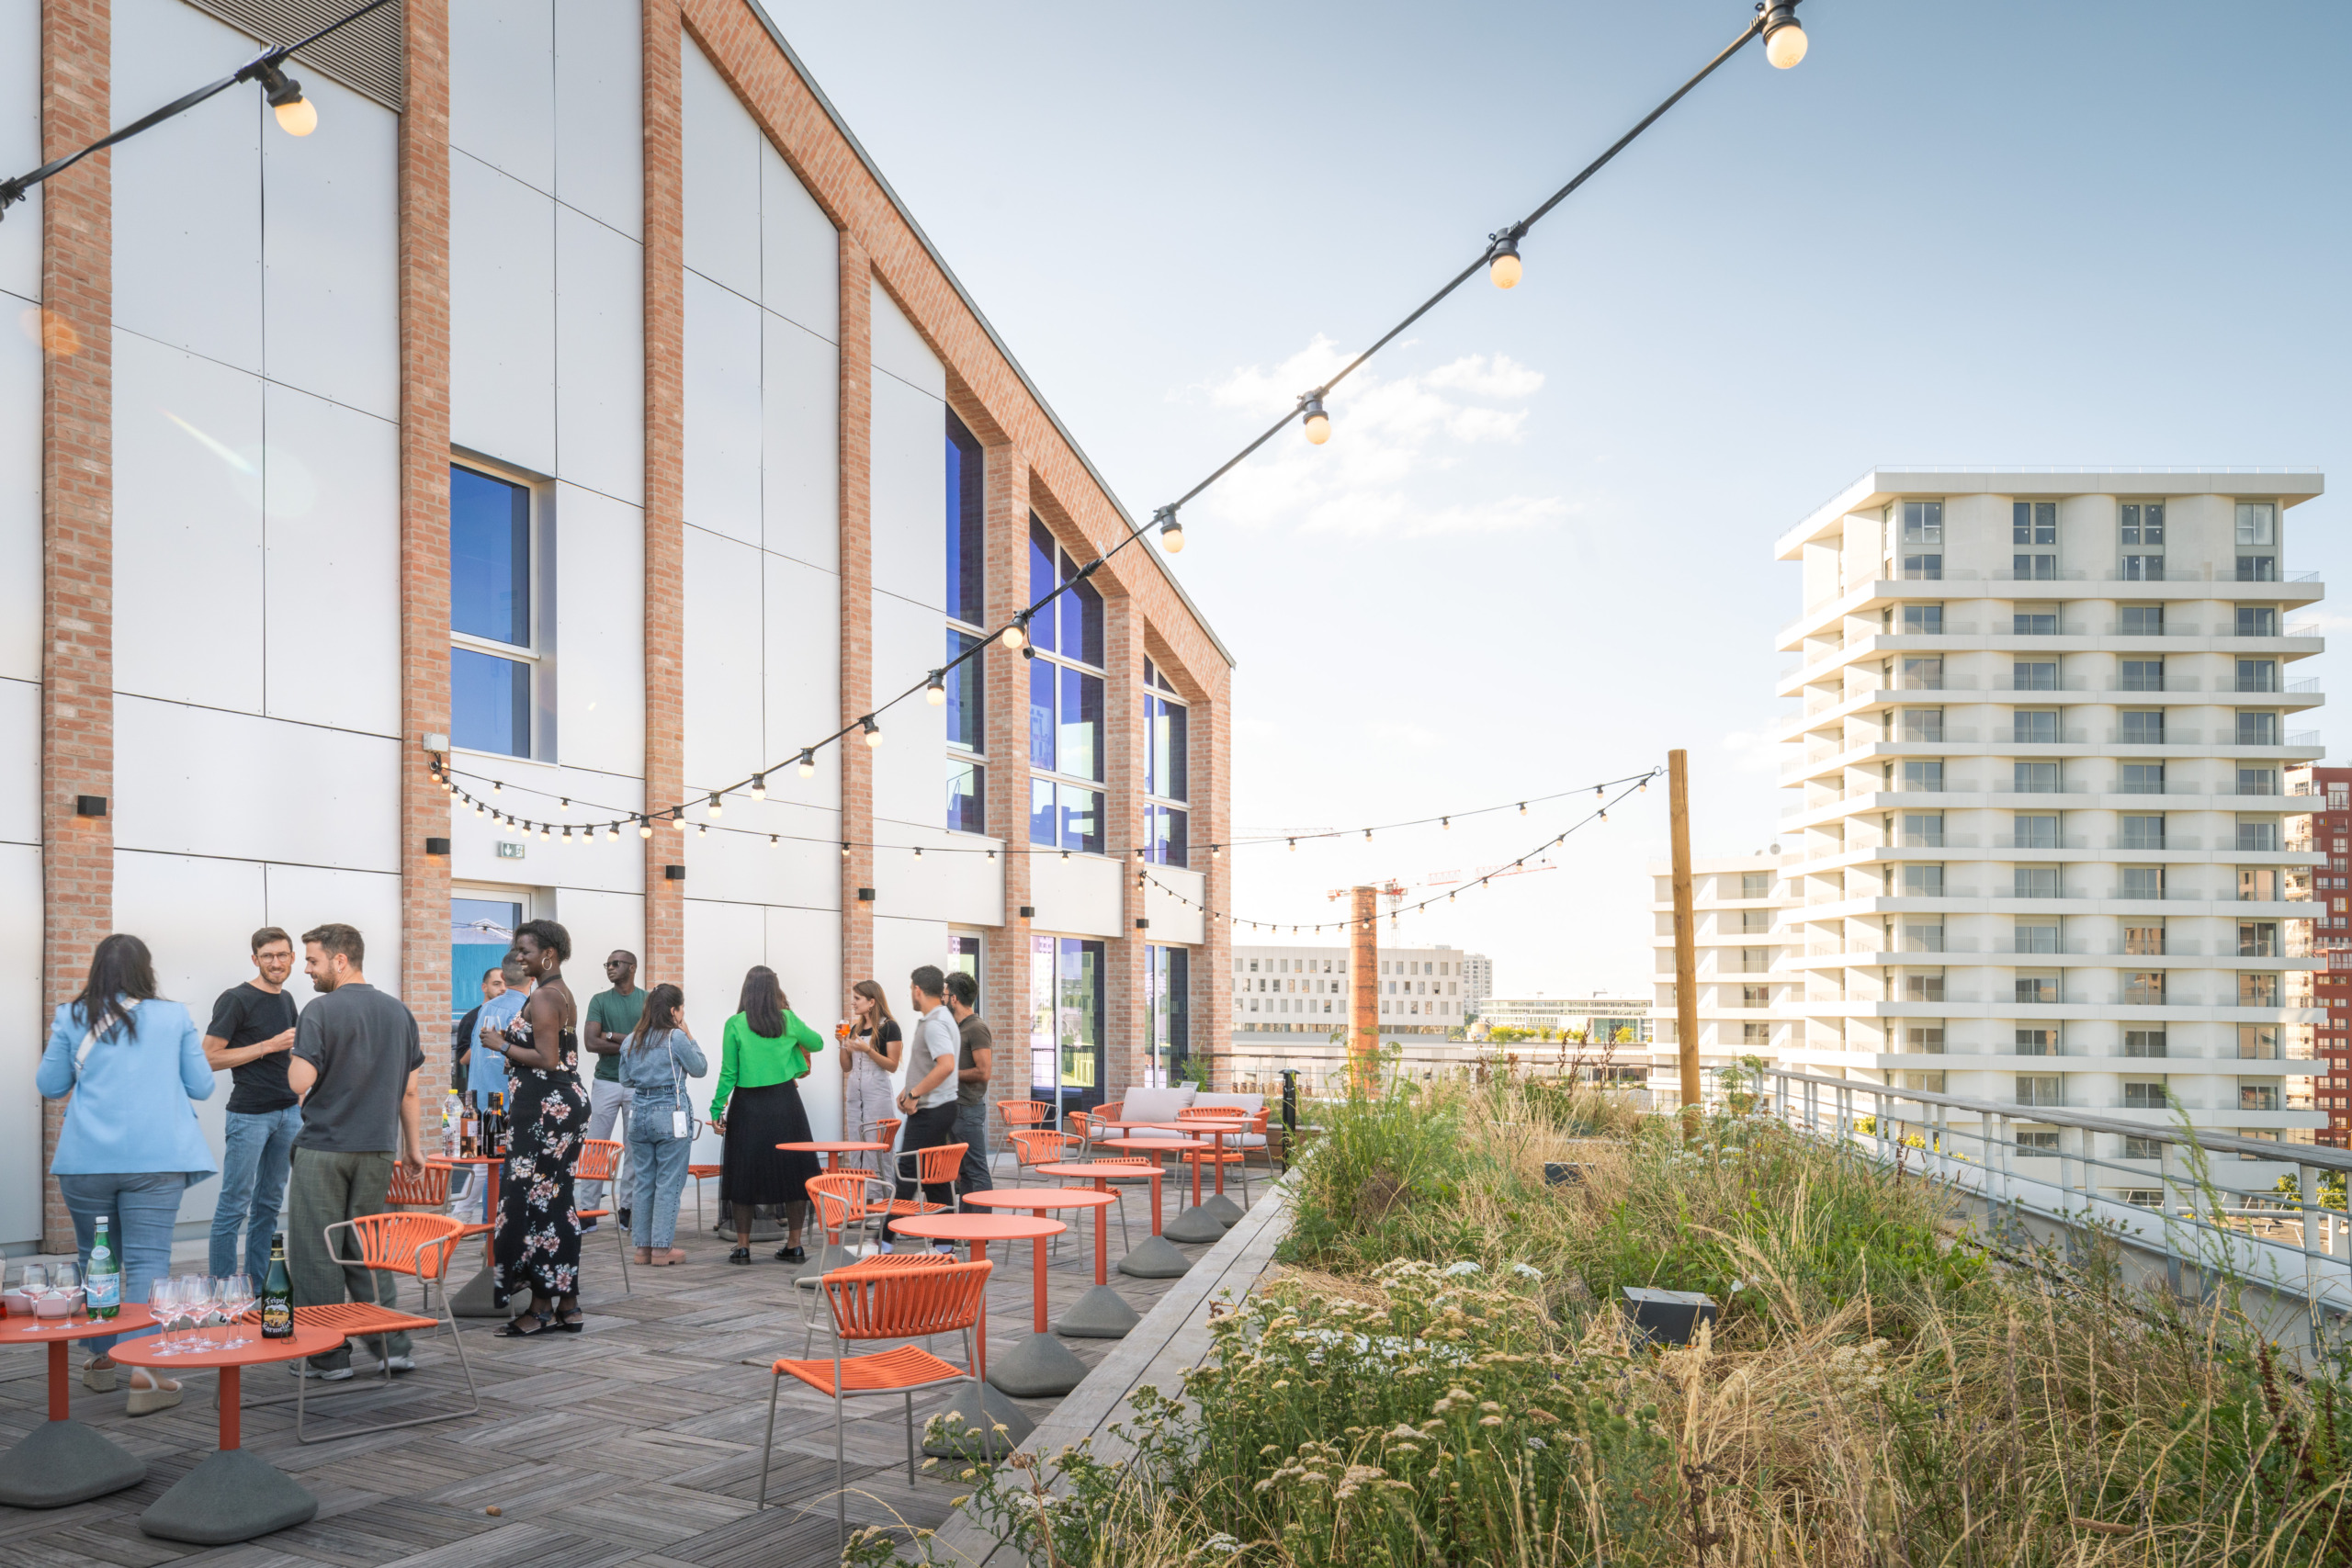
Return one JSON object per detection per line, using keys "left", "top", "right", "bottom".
{"left": 207, "top": 983, "right": 300, "bottom": 1114}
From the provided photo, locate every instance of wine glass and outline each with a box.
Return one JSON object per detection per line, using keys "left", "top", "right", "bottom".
{"left": 182, "top": 1276, "right": 218, "bottom": 1351}
{"left": 147, "top": 1280, "right": 180, "bottom": 1353}
{"left": 17, "top": 1264, "right": 46, "bottom": 1330}
{"left": 214, "top": 1276, "right": 254, "bottom": 1349}
{"left": 48, "top": 1262, "right": 79, "bottom": 1321}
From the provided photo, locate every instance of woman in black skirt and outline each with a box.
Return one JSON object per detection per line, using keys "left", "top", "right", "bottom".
{"left": 478, "top": 919, "right": 592, "bottom": 1335}
{"left": 709, "top": 966, "right": 828, "bottom": 1265}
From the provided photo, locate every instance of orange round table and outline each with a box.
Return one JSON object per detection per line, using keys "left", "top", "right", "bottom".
{"left": 0, "top": 1303, "right": 159, "bottom": 1508}
{"left": 111, "top": 1323, "right": 345, "bottom": 1542}
{"left": 1061, "top": 1146, "right": 1203, "bottom": 1277}
{"left": 777, "top": 1140, "right": 889, "bottom": 1170}
{"left": 967, "top": 1187, "right": 1138, "bottom": 1341}
{"left": 1093, "top": 1119, "right": 1250, "bottom": 1205}
{"left": 888, "top": 1213, "right": 1064, "bottom": 1393}
{"left": 1035, "top": 1159, "right": 1162, "bottom": 1235}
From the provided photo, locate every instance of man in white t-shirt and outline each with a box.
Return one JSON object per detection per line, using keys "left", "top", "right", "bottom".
{"left": 888, "top": 966, "right": 961, "bottom": 1250}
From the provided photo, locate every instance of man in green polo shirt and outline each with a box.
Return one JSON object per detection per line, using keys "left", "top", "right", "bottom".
{"left": 580, "top": 949, "right": 644, "bottom": 1228}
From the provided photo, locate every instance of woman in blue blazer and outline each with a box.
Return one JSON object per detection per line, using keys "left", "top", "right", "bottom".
{"left": 39, "top": 933, "right": 217, "bottom": 1415}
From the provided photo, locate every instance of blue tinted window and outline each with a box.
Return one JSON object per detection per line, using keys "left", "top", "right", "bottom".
{"left": 1028, "top": 660, "right": 1056, "bottom": 771}
{"left": 944, "top": 413, "right": 984, "bottom": 625}
{"left": 1029, "top": 777, "right": 1057, "bottom": 846}
{"left": 452, "top": 648, "right": 530, "bottom": 756}
{"left": 1027, "top": 517, "right": 1057, "bottom": 653}
{"left": 1060, "top": 557, "right": 1103, "bottom": 666}
{"left": 946, "top": 758, "right": 985, "bottom": 834}
{"left": 1060, "top": 668, "right": 1102, "bottom": 783}
{"left": 944, "top": 629, "right": 983, "bottom": 751}
{"left": 1148, "top": 695, "right": 1187, "bottom": 801}
{"left": 1148, "top": 804, "right": 1189, "bottom": 868}
{"left": 450, "top": 466, "right": 531, "bottom": 646}
{"left": 1060, "top": 788, "right": 1103, "bottom": 855}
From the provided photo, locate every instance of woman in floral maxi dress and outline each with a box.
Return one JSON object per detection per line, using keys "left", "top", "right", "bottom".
{"left": 478, "top": 919, "right": 592, "bottom": 1336}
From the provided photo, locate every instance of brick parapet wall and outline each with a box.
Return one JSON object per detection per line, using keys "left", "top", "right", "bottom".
{"left": 40, "top": 0, "right": 114, "bottom": 1253}
{"left": 640, "top": 0, "right": 686, "bottom": 987}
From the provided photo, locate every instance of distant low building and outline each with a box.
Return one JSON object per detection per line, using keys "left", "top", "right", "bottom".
{"left": 1225, "top": 942, "right": 1482, "bottom": 1095}
{"left": 1478, "top": 994, "right": 1652, "bottom": 1046}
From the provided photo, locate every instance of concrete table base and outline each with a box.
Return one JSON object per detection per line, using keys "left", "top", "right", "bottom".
{"left": 1056, "top": 1283, "right": 1140, "bottom": 1339}
{"left": 1163, "top": 1205, "right": 1227, "bottom": 1245}
{"left": 1198, "top": 1193, "right": 1245, "bottom": 1226}
{"left": 1116, "top": 1235, "right": 1193, "bottom": 1279}
{"left": 922, "top": 1382, "right": 1035, "bottom": 1460}
{"left": 448, "top": 1266, "right": 506, "bottom": 1319}
{"left": 138, "top": 1448, "right": 317, "bottom": 1545}
{"left": 0, "top": 1418, "right": 146, "bottom": 1508}
{"left": 986, "top": 1330, "right": 1089, "bottom": 1398}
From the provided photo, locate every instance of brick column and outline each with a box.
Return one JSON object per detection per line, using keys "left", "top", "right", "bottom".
{"left": 40, "top": 0, "right": 113, "bottom": 1254}
{"left": 398, "top": 0, "right": 453, "bottom": 1091}
{"left": 1103, "top": 592, "right": 1146, "bottom": 1098}
{"left": 980, "top": 445, "right": 1032, "bottom": 1112}
{"left": 837, "top": 238, "right": 873, "bottom": 993}
{"left": 1193, "top": 688, "right": 1233, "bottom": 1090}
{"left": 640, "top": 0, "right": 685, "bottom": 986}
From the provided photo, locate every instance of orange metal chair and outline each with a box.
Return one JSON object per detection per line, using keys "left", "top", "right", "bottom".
{"left": 1064, "top": 1109, "right": 1103, "bottom": 1157}
{"left": 688, "top": 1162, "right": 722, "bottom": 1232}
{"left": 574, "top": 1138, "right": 631, "bottom": 1292}
{"left": 996, "top": 1100, "right": 1050, "bottom": 1176}
{"left": 884, "top": 1143, "right": 968, "bottom": 1241}
{"left": 1080, "top": 1155, "right": 1158, "bottom": 1251}
{"left": 1008, "top": 1129, "right": 1082, "bottom": 1187}
{"left": 855, "top": 1115, "right": 903, "bottom": 1179}
{"left": 288, "top": 1212, "right": 479, "bottom": 1440}
{"left": 760, "top": 1258, "right": 993, "bottom": 1546}
{"left": 402, "top": 1160, "right": 494, "bottom": 1247}
{"left": 1177, "top": 1109, "right": 1255, "bottom": 1207}
{"left": 799, "top": 1171, "right": 897, "bottom": 1345}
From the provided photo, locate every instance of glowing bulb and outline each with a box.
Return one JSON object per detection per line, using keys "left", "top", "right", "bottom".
{"left": 492, "top": 780, "right": 503, "bottom": 795}
{"left": 1002, "top": 617, "right": 1027, "bottom": 653}
{"left": 913, "top": 846, "right": 924, "bottom": 858}
{"left": 1288, "top": 838, "right": 1297, "bottom": 852}
{"left": 639, "top": 818, "right": 652, "bottom": 839}
{"left": 707, "top": 793, "right": 722, "bottom": 819}
{"left": 1519, "top": 802, "right": 1527, "bottom": 816}
{"left": 672, "top": 811, "right": 687, "bottom": 832}
{"left": 842, "top": 841, "right": 851, "bottom": 859}
{"left": 797, "top": 749, "right": 816, "bottom": 779}
{"left": 1061, "top": 850, "right": 1071, "bottom": 862}
{"left": 1489, "top": 234, "right": 1522, "bottom": 289}
{"left": 1764, "top": 11, "right": 1807, "bottom": 69}
{"left": 559, "top": 797, "right": 570, "bottom": 813}
{"left": 473, "top": 800, "right": 486, "bottom": 817}
{"left": 769, "top": 834, "right": 779, "bottom": 847}
{"left": 1210, "top": 843, "right": 1221, "bottom": 858}
{"left": 751, "top": 773, "right": 766, "bottom": 800}
{"left": 268, "top": 85, "right": 317, "bottom": 137}
{"left": 697, "top": 823, "right": 707, "bottom": 837}
{"left": 926, "top": 671, "right": 946, "bottom": 705}
{"left": 1301, "top": 395, "right": 1331, "bottom": 446}
{"left": 560, "top": 828, "right": 572, "bottom": 846}
{"left": 537, "top": 824, "right": 550, "bottom": 841}
{"left": 1158, "top": 510, "right": 1185, "bottom": 554}
{"left": 862, "top": 716, "right": 883, "bottom": 748}
{"left": 606, "top": 824, "right": 620, "bottom": 841}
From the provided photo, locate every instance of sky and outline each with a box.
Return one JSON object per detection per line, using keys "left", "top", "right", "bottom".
{"left": 763, "top": 0, "right": 2352, "bottom": 998}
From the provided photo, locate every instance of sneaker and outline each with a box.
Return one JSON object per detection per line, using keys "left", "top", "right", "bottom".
{"left": 933, "top": 1246, "right": 958, "bottom": 1258}
{"left": 374, "top": 1355, "right": 416, "bottom": 1373}
{"left": 579, "top": 1219, "right": 600, "bottom": 1235}
{"left": 617, "top": 1208, "right": 632, "bottom": 1227}
{"left": 290, "top": 1363, "right": 355, "bottom": 1382}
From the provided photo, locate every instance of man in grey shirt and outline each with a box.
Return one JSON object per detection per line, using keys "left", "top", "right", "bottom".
{"left": 888, "top": 966, "right": 962, "bottom": 1248}
{"left": 284, "top": 923, "right": 425, "bottom": 1377}
{"left": 944, "top": 971, "right": 993, "bottom": 1196}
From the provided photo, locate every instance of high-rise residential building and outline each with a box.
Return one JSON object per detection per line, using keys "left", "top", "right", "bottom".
{"left": 1775, "top": 470, "right": 2325, "bottom": 1190}
{"left": 1646, "top": 855, "right": 1792, "bottom": 1098}
{"left": 1462, "top": 952, "right": 1495, "bottom": 1008}
{"left": 2290, "top": 763, "right": 2352, "bottom": 1146}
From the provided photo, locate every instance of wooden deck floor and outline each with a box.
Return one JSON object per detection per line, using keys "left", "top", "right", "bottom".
{"left": 0, "top": 1188, "right": 1219, "bottom": 1568}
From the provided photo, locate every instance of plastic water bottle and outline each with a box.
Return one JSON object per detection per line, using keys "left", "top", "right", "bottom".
{"left": 441, "top": 1091, "right": 462, "bottom": 1158}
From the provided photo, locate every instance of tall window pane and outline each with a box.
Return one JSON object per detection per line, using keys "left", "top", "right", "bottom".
{"left": 1028, "top": 660, "right": 1056, "bottom": 771}
{"left": 945, "top": 759, "right": 985, "bottom": 835}
{"left": 944, "top": 412, "right": 984, "bottom": 626}
{"left": 1149, "top": 695, "right": 1189, "bottom": 801}
{"left": 451, "top": 648, "right": 530, "bottom": 756}
{"left": 1060, "top": 668, "right": 1103, "bottom": 782}
{"left": 1060, "top": 787, "right": 1103, "bottom": 854}
{"left": 450, "top": 466, "right": 530, "bottom": 646}
{"left": 1027, "top": 518, "right": 1057, "bottom": 654}
{"left": 944, "top": 630, "right": 983, "bottom": 751}
{"left": 1059, "top": 553, "right": 1103, "bottom": 665}
{"left": 1029, "top": 777, "right": 1057, "bottom": 846}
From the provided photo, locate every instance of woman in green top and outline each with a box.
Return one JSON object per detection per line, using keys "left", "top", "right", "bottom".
{"left": 710, "top": 965, "right": 827, "bottom": 1265}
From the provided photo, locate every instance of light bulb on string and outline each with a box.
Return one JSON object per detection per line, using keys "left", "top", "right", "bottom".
{"left": 257, "top": 62, "right": 317, "bottom": 136}
{"left": 560, "top": 827, "right": 572, "bottom": 846}
{"left": 707, "top": 793, "right": 722, "bottom": 819}
{"left": 1519, "top": 802, "right": 1527, "bottom": 815}
{"left": 925, "top": 671, "right": 945, "bottom": 705}
{"left": 769, "top": 833, "right": 779, "bottom": 847}
{"left": 1061, "top": 849, "right": 1071, "bottom": 862}
{"left": 492, "top": 781, "right": 503, "bottom": 795}
{"left": 797, "top": 750, "right": 816, "bottom": 779}
{"left": 1001, "top": 615, "right": 1028, "bottom": 653}
{"left": 697, "top": 823, "right": 707, "bottom": 838}
{"left": 1488, "top": 232, "right": 1522, "bottom": 289}
{"left": 537, "top": 824, "right": 551, "bottom": 841}
{"left": 841, "top": 841, "right": 851, "bottom": 859}
{"left": 861, "top": 716, "right": 883, "bottom": 748}
{"left": 638, "top": 818, "right": 652, "bottom": 839}
{"left": 672, "top": 810, "right": 687, "bottom": 832}
{"left": 1595, "top": 785, "right": 1603, "bottom": 798}
{"left": 1599, "top": 809, "right": 1607, "bottom": 822}
{"left": 1288, "top": 839, "right": 1296, "bottom": 852}
{"left": 752, "top": 773, "right": 766, "bottom": 801}
{"left": 1442, "top": 817, "right": 1450, "bottom": 830}
{"left": 1157, "top": 508, "right": 1184, "bottom": 554}
{"left": 986, "top": 849, "right": 996, "bottom": 862}
{"left": 1761, "top": 2, "right": 1808, "bottom": 68}
{"left": 473, "top": 800, "right": 486, "bottom": 818}
{"left": 606, "top": 824, "right": 620, "bottom": 841}
{"left": 913, "top": 847, "right": 923, "bottom": 858}
{"left": 1301, "top": 394, "right": 1330, "bottom": 446}
{"left": 559, "top": 797, "right": 570, "bottom": 814}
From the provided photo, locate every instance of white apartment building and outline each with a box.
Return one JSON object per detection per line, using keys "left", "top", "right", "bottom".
{"left": 1647, "top": 855, "right": 1793, "bottom": 1097}
{"left": 1227, "top": 942, "right": 1476, "bottom": 1092}
{"left": 1462, "top": 953, "right": 1494, "bottom": 1009}
{"left": 1774, "top": 469, "right": 2325, "bottom": 1189}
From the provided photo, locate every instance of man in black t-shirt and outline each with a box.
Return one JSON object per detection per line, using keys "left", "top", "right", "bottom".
{"left": 203, "top": 927, "right": 302, "bottom": 1287}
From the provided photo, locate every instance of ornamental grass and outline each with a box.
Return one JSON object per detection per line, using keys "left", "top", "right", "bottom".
{"left": 855, "top": 1066, "right": 2352, "bottom": 1567}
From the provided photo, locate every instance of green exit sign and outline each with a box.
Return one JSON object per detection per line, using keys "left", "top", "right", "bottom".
{"left": 496, "top": 842, "right": 527, "bottom": 860}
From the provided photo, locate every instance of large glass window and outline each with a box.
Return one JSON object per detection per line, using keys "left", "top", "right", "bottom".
{"left": 1144, "top": 659, "right": 1190, "bottom": 866}
{"left": 944, "top": 415, "right": 988, "bottom": 833}
{"left": 944, "top": 412, "right": 984, "bottom": 626}
{"left": 2235, "top": 502, "right": 2277, "bottom": 547}
{"left": 1029, "top": 933, "right": 1105, "bottom": 1115}
{"left": 2012, "top": 501, "right": 2056, "bottom": 546}
{"left": 450, "top": 897, "right": 522, "bottom": 1025}
{"left": 1146, "top": 944, "right": 1190, "bottom": 1089}
{"left": 2120, "top": 502, "right": 2164, "bottom": 546}
{"left": 1027, "top": 517, "right": 1107, "bottom": 854}
{"left": 449, "top": 465, "right": 537, "bottom": 757}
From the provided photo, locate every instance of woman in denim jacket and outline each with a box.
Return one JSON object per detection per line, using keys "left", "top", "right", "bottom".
{"left": 616, "top": 983, "right": 707, "bottom": 1265}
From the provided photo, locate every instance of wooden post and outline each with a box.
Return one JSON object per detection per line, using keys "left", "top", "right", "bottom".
{"left": 1668, "top": 750, "right": 1701, "bottom": 1134}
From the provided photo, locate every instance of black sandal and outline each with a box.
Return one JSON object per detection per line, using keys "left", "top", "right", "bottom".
{"left": 555, "top": 1305, "right": 586, "bottom": 1333}
{"left": 494, "top": 1309, "right": 556, "bottom": 1339}
{"left": 727, "top": 1247, "right": 752, "bottom": 1265}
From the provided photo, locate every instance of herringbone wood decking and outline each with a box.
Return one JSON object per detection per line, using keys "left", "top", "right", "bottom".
{"left": 0, "top": 1190, "right": 1210, "bottom": 1568}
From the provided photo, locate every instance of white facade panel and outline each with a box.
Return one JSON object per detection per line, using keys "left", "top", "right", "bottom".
{"left": 111, "top": 0, "right": 260, "bottom": 373}
{"left": 552, "top": 482, "right": 646, "bottom": 777}
{"left": 869, "top": 368, "right": 944, "bottom": 613}
{"left": 1145, "top": 869, "right": 1206, "bottom": 946}
{"left": 550, "top": 886, "right": 645, "bottom": 991}
{"left": 873, "top": 913, "right": 948, "bottom": 1032}
{"left": 449, "top": 152, "right": 557, "bottom": 474}
{"left": 448, "top": 0, "right": 557, "bottom": 195}
{"left": 869, "top": 281, "right": 944, "bottom": 399}
{"left": 553, "top": 0, "right": 645, "bottom": 240}
{"left": 0, "top": 0, "right": 36, "bottom": 303}
{"left": 553, "top": 204, "right": 645, "bottom": 506}
{"left": 683, "top": 816, "right": 833, "bottom": 910}
{"left": 117, "top": 697, "right": 401, "bottom": 872}
{"left": 868, "top": 591, "right": 944, "bottom": 832}
{"left": 1029, "top": 854, "right": 1124, "bottom": 939}
{"left": 0, "top": 677, "right": 32, "bottom": 844}
{"left": 0, "top": 843, "right": 38, "bottom": 1246}
{"left": 684, "top": 894, "right": 764, "bottom": 1042}
{"left": 683, "top": 525, "right": 765, "bottom": 791}
{"left": 441, "top": 761, "right": 643, "bottom": 890}
{"left": 260, "top": 73, "right": 398, "bottom": 421}
{"left": 767, "top": 904, "right": 844, "bottom": 1137}
{"left": 888, "top": 840, "right": 1003, "bottom": 930}
{"left": 263, "top": 861, "right": 404, "bottom": 1000}
{"left": 682, "top": 272, "right": 762, "bottom": 545}
{"left": 760, "top": 142, "right": 836, "bottom": 343}
{"left": 763, "top": 553, "right": 841, "bottom": 808}
{"left": 0, "top": 299, "right": 38, "bottom": 682}
{"left": 679, "top": 37, "right": 761, "bottom": 302}
{"left": 262, "top": 384, "right": 400, "bottom": 737}
{"left": 761, "top": 313, "right": 838, "bottom": 570}
{"left": 112, "top": 333, "right": 265, "bottom": 712}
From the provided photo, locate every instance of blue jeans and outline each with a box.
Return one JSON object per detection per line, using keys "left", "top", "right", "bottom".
{"left": 627, "top": 1128, "right": 691, "bottom": 1250}
{"left": 209, "top": 1105, "right": 303, "bottom": 1285}
{"left": 58, "top": 1171, "right": 187, "bottom": 1358}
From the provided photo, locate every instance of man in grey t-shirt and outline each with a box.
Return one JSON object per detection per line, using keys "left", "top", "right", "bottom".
{"left": 944, "top": 971, "right": 993, "bottom": 1196}
{"left": 284, "top": 923, "right": 425, "bottom": 1376}
{"left": 888, "top": 967, "right": 963, "bottom": 1247}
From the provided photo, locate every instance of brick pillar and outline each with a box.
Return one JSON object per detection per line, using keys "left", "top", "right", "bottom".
{"left": 1103, "top": 592, "right": 1146, "bottom": 1098}
{"left": 640, "top": 0, "right": 685, "bottom": 987}
{"left": 1194, "top": 690, "right": 1232, "bottom": 1091}
{"left": 40, "top": 0, "right": 114, "bottom": 1254}
{"left": 837, "top": 239, "right": 873, "bottom": 993}
{"left": 979, "top": 446, "right": 1033, "bottom": 1116}
{"left": 1351, "top": 886, "right": 1379, "bottom": 1092}
{"left": 398, "top": 0, "right": 453, "bottom": 1094}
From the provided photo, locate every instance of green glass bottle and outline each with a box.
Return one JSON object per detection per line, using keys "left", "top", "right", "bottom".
{"left": 85, "top": 1214, "right": 119, "bottom": 1319}
{"left": 260, "top": 1233, "right": 294, "bottom": 1338}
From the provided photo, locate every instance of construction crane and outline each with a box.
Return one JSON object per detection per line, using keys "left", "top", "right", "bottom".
{"left": 1323, "top": 859, "right": 1559, "bottom": 910}
{"left": 1326, "top": 879, "right": 1408, "bottom": 908}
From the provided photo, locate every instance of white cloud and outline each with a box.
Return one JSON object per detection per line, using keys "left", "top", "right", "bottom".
{"left": 1182, "top": 340, "right": 1566, "bottom": 538}
{"left": 1718, "top": 726, "right": 1783, "bottom": 775}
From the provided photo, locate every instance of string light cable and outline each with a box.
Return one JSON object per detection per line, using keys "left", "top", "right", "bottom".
{"left": 1141, "top": 774, "right": 1655, "bottom": 934}
{"left": 407, "top": 0, "right": 1804, "bottom": 829}
{"left": 0, "top": 0, "right": 394, "bottom": 218}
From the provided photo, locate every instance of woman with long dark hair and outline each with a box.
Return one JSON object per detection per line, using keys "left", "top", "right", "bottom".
{"left": 38, "top": 933, "right": 215, "bottom": 1413}
{"left": 710, "top": 966, "right": 826, "bottom": 1265}
{"left": 617, "top": 982, "right": 705, "bottom": 1265}
{"left": 838, "top": 978, "right": 901, "bottom": 1177}
{"left": 471, "top": 919, "right": 591, "bottom": 1336}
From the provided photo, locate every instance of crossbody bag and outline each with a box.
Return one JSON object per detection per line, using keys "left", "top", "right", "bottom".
{"left": 72, "top": 998, "right": 141, "bottom": 1074}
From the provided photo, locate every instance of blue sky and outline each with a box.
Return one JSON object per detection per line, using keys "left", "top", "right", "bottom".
{"left": 765, "top": 0, "right": 2352, "bottom": 996}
